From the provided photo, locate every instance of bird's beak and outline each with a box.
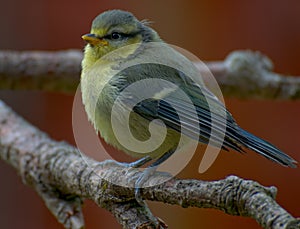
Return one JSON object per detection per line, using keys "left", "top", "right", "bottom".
{"left": 82, "top": 34, "right": 108, "bottom": 46}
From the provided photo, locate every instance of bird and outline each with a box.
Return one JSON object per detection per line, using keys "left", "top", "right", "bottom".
{"left": 80, "top": 9, "right": 297, "bottom": 204}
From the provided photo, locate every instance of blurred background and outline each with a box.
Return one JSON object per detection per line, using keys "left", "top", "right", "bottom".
{"left": 0, "top": 0, "right": 299, "bottom": 228}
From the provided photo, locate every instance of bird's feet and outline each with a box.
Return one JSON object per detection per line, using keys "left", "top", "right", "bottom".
{"left": 134, "top": 166, "right": 158, "bottom": 206}
{"left": 114, "top": 155, "right": 152, "bottom": 168}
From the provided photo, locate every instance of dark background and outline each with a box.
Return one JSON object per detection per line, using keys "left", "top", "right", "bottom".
{"left": 0, "top": 0, "right": 299, "bottom": 228}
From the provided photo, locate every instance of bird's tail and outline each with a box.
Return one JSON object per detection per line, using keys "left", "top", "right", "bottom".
{"left": 236, "top": 128, "right": 297, "bottom": 168}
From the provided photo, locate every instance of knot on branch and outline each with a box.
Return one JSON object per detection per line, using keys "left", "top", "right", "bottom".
{"left": 222, "top": 50, "right": 300, "bottom": 99}
{"left": 225, "top": 50, "right": 274, "bottom": 74}
{"left": 221, "top": 175, "right": 277, "bottom": 216}
{"left": 224, "top": 51, "right": 276, "bottom": 93}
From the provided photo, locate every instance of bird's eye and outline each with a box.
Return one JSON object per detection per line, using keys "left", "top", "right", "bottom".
{"left": 111, "top": 32, "right": 122, "bottom": 40}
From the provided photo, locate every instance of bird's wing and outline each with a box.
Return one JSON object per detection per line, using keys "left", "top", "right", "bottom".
{"left": 110, "top": 63, "right": 244, "bottom": 152}
{"left": 107, "top": 63, "right": 296, "bottom": 167}
{"left": 132, "top": 84, "right": 243, "bottom": 152}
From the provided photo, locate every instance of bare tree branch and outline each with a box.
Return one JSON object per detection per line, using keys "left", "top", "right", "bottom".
{"left": 0, "top": 50, "right": 299, "bottom": 99}
{"left": 0, "top": 50, "right": 81, "bottom": 93}
{"left": 0, "top": 100, "right": 299, "bottom": 228}
{"left": 0, "top": 49, "right": 299, "bottom": 228}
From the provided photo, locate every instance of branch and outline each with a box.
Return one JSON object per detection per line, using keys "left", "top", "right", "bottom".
{"left": 0, "top": 50, "right": 299, "bottom": 99}
{"left": 0, "top": 50, "right": 81, "bottom": 93}
{"left": 0, "top": 100, "right": 299, "bottom": 228}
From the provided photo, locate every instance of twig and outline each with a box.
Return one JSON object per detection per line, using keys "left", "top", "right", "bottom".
{"left": 0, "top": 50, "right": 299, "bottom": 99}
{"left": 0, "top": 100, "right": 298, "bottom": 228}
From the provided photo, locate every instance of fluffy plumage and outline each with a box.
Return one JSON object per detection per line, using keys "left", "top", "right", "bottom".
{"left": 81, "top": 9, "right": 296, "bottom": 170}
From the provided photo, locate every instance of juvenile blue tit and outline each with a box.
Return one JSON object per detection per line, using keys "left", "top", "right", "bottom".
{"left": 81, "top": 10, "right": 296, "bottom": 202}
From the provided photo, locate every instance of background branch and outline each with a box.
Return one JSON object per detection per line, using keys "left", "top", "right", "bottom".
{"left": 0, "top": 50, "right": 299, "bottom": 99}
{"left": 0, "top": 100, "right": 299, "bottom": 228}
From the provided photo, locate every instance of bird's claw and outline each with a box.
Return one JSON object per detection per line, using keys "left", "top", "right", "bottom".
{"left": 134, "top": 166, "right": 158, "bottom": 205}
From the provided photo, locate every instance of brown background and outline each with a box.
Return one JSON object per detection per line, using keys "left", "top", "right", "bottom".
{"left": 0, "top": 0, "right": 299, "bottom": 228}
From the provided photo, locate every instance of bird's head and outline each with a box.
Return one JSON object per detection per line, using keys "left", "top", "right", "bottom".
{"left": 82, "top": 10, "right": 160, "bottom": 66}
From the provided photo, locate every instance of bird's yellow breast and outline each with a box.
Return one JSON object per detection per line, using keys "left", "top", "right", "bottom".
{"left": 81, "top": 49, "right": 181, "bottom": 159}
